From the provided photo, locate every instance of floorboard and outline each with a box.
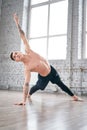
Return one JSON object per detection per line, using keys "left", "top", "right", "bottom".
{"left": 0, "top": 90, "right": 87, "bottom": 130}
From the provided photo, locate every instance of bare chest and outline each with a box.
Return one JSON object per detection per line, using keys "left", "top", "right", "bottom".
{"left": 25, "top": 60, "right": 41, "bottom": 72}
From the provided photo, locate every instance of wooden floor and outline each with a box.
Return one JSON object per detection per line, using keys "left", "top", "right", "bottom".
{"left": 0, "top": 90, "right": 87, "bottom": 130}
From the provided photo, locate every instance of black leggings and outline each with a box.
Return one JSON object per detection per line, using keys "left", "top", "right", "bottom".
{"left": 29, "top": 65, "right": 74, "bottom": 96}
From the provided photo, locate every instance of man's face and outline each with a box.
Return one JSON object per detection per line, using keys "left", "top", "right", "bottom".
{"left": 12, "top": 51, "right": 23, "bottom": 62}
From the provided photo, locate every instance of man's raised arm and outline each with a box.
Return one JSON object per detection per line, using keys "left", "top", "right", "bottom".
{"left": 13, "top": 13, "right": 30, "bottom": 53}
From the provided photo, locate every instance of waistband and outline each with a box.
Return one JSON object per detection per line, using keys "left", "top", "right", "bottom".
{"left": 38, "top": 65, "right": 53, "bottom": 78}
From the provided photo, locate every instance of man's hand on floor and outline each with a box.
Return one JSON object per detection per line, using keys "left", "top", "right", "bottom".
{"left": 14, "top": 101, "right": 26, "bottom": 106}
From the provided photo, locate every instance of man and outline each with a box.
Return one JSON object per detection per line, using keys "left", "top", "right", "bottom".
{"left": 10, "top": 14, "right": 82, "bottom": 105}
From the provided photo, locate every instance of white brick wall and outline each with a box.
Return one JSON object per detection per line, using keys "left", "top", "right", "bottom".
{"left": 0, "top": 0, "right": 24, "bottom": 90}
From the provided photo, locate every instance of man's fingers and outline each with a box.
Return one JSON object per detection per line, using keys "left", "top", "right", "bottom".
{"left": 13, "top": 13, "right": 18, "bottom": 20}
{"left": 13, "top": 13, "right": 17, "bottom": 18}
{"left": 13, "top": 13, "right": 18, "bottom": 16}
{"left": 13, "top": 13, "right": 16, "bottom": 16}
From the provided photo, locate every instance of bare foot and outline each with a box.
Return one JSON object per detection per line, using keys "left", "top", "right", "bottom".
{"left": 72, "top": 95, "right": 83, "bottom": 102}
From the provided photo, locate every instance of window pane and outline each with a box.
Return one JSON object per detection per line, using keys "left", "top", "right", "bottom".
{"left": 49, "top": 0, "right": 68, "bottom": 35}
{"left": 48, "top": 36, "right": 67, "bottom": 60}
{"left": 29, "top": 38, "right": 47, "bottom": 58}
{"left": 30, "top": 5, "right": 48, "bottom": 38}
{"left": 31, "top": 0, "right": 48, "bottom": 5}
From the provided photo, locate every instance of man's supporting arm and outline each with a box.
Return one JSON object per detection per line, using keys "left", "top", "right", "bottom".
{"left": 14, "top": 70, "right": 31, "bottom": 106}
{"left": 22, "top": 70, "right": 31, "bottom": 104}
{"left": 23, "top": 82, "right": 29, "bottom": 103}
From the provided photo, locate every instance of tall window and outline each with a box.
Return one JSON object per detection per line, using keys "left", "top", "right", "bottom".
{"left": 29, "top": 0, "right": 68, "bottom": 60}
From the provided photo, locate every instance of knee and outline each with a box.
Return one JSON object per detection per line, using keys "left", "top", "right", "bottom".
{"left": 40, "top": 86, "right": 45, "bottom": 90}
{"left": 29, "top": 85, "right": 40, "bottom": 95}
{"left": 31, "top": 85, "right": 40, "bottom": 91}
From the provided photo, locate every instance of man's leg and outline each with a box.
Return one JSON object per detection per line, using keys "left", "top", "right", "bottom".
{"left": 50, "top": 66, "right": 83, "bottom": 101}
{"left": 55, "top": 77, "right": 74, "bottom": 96}
{"left": 29, "top": 84, "right": 40, "bottom": 95}
{"left": 50, "top": 66, "right": 74, "bottom": 96}
{"left": 29, "top": 74, "right": 49, "bottom": 96}
{"left": 55, "top": 78, "right": 83, "bottom": 101}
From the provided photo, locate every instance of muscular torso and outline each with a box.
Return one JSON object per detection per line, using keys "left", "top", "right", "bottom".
{"left": 24, "top": 49, "right": 51, "bottom": 76}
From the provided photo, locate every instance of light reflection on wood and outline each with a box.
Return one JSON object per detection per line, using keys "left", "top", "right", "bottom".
{"left": 0, "top": 90, "right": 87, "bottom": 130}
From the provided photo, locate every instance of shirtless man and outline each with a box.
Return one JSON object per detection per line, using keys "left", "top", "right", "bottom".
{"left": 10, "top": 14, "right": 82, "bottom": 105}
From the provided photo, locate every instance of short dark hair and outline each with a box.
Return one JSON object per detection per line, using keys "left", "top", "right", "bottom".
{"left": 10, "top": 52, "right": 15, "bottom": 61}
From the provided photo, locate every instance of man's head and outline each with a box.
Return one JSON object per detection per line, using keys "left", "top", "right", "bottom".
{"left": 10, "top": 51, "right": 24, "bottom": 62}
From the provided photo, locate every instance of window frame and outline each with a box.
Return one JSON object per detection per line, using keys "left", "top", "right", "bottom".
{"left": 28, "top": 0, "right": 68, "bottom": 60}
